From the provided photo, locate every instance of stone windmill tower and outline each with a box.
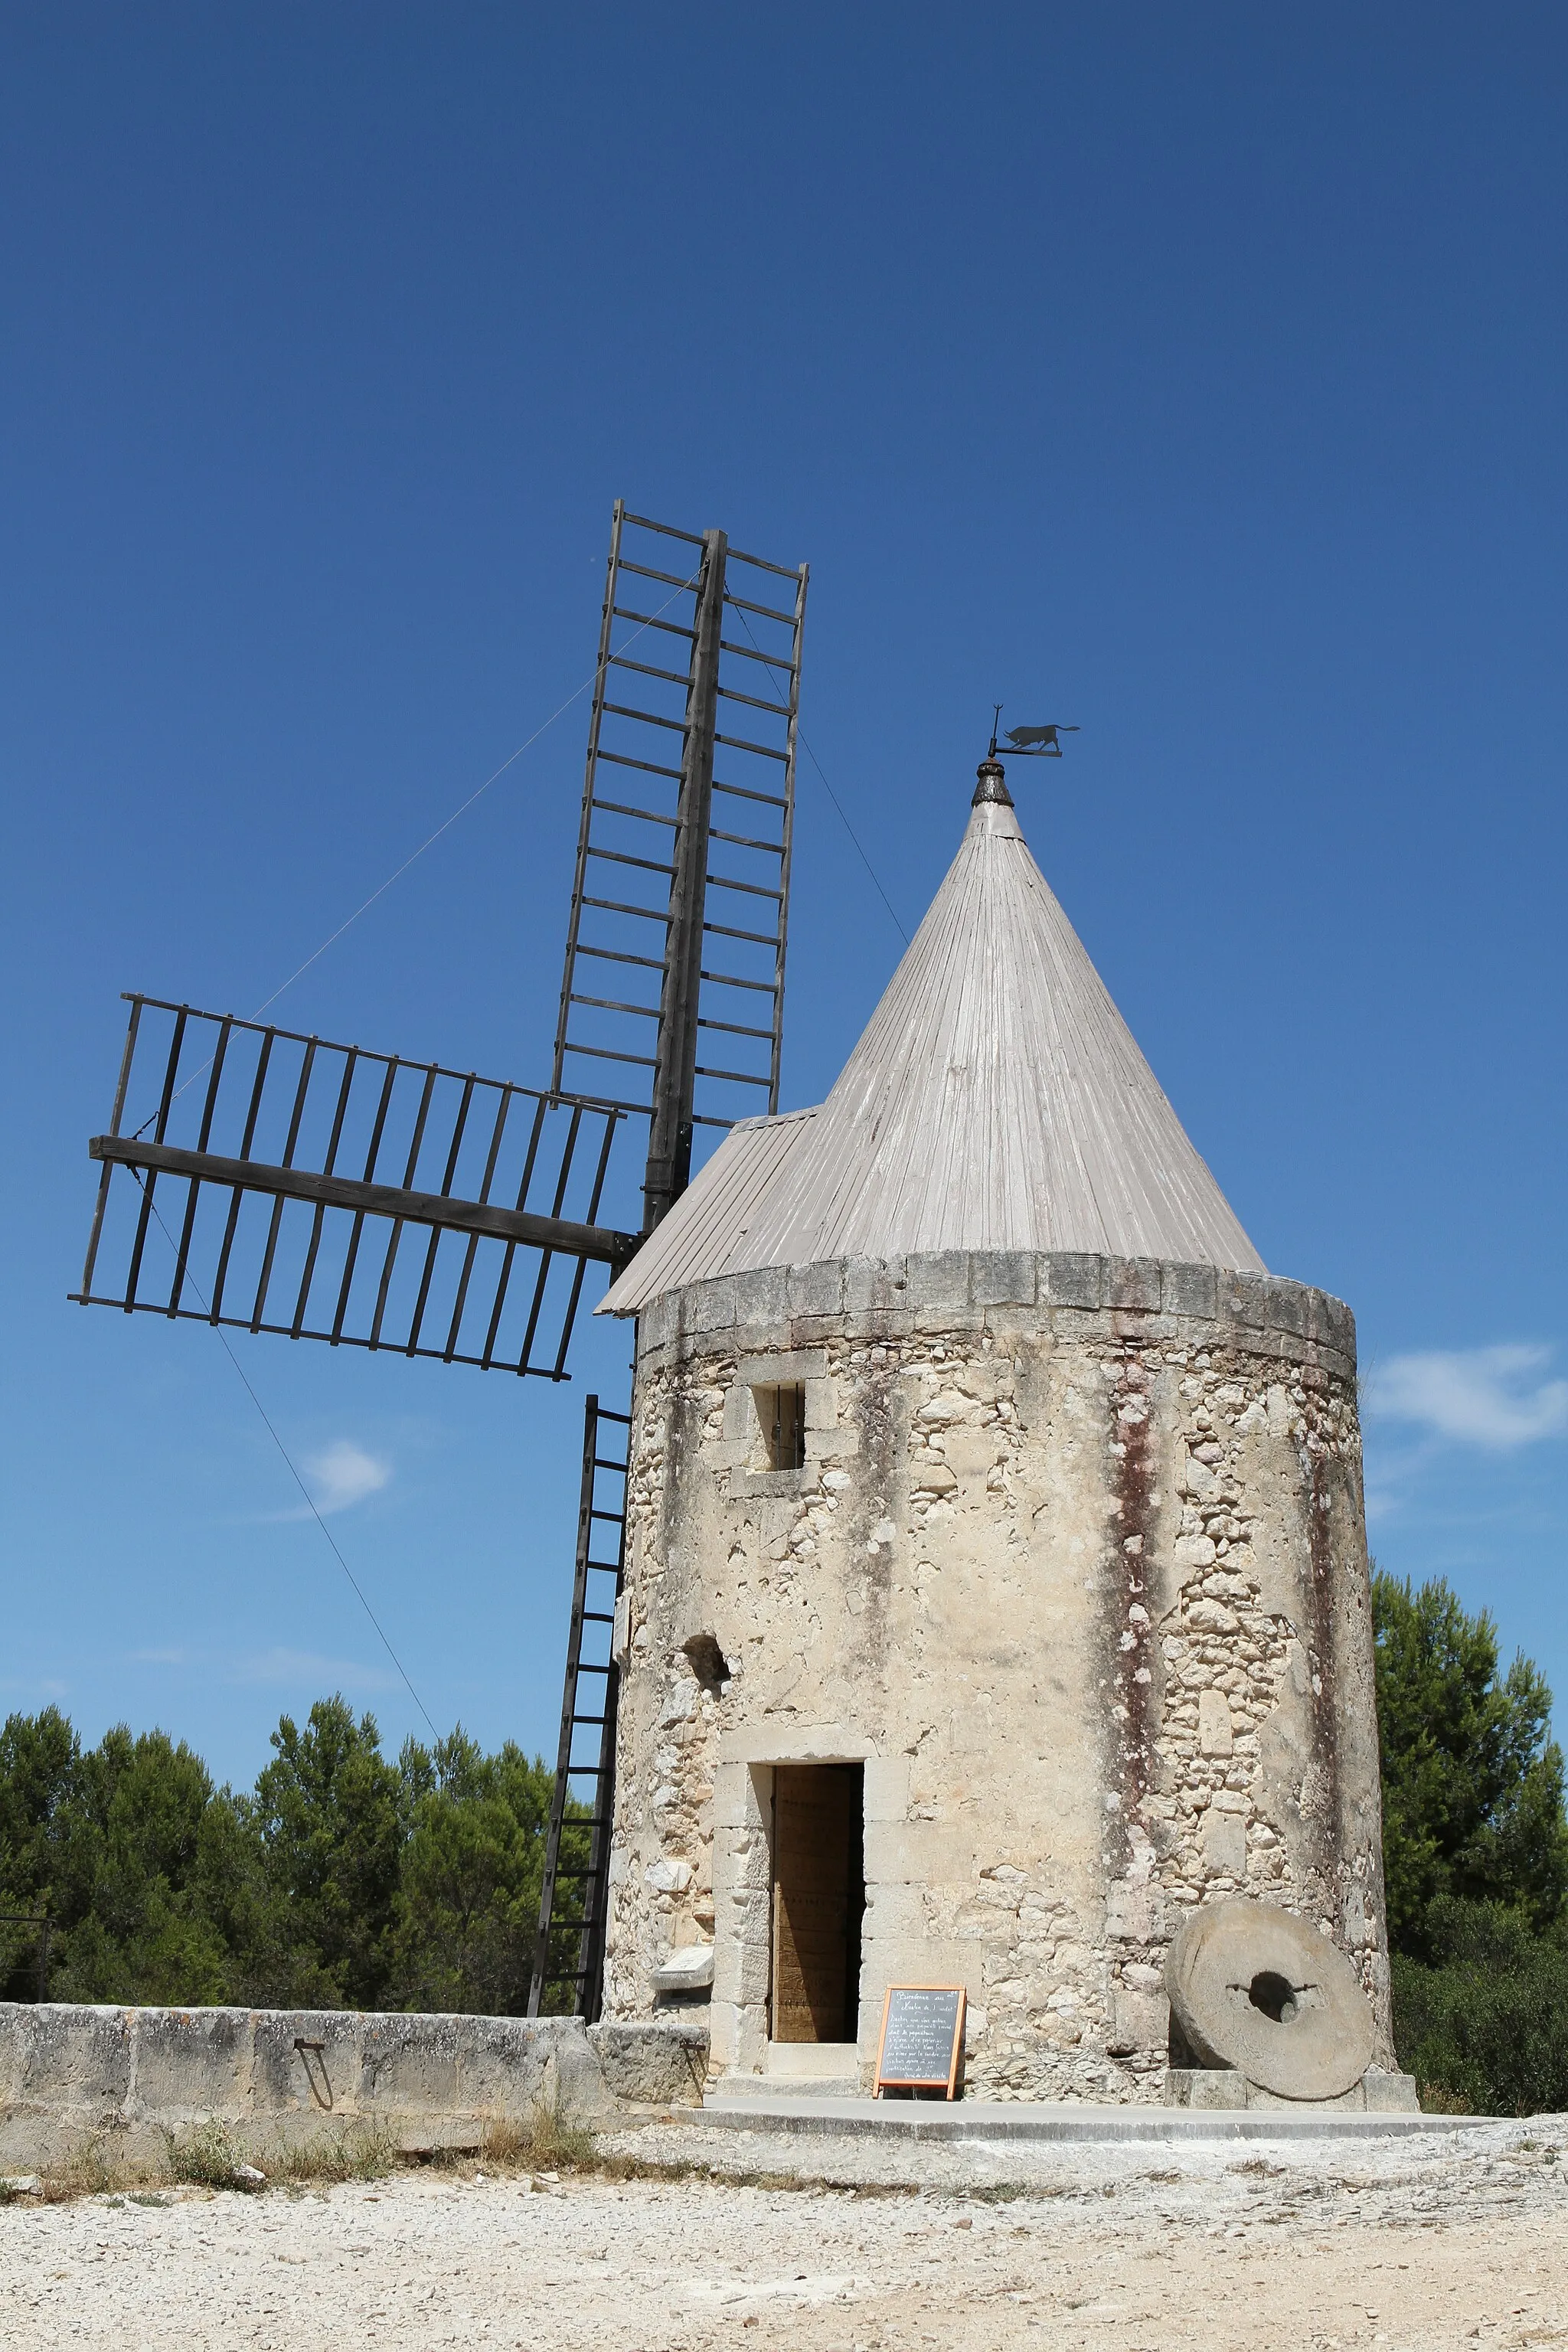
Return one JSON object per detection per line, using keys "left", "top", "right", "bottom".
{"left": 596, "top": 755, "right": 1393, "bottom": 2104}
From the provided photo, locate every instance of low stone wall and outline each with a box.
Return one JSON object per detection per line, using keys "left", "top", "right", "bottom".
{"left": 0, "top": 2004, "right": 708, "bottom": 2170}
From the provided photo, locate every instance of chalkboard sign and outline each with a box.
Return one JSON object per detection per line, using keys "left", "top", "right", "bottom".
{"left": 874, "top": 1984, "right": 966, "bottom": 2098}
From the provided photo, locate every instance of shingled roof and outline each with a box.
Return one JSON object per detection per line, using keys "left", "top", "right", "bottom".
{"left": 599, "top": 769, "right": 1265, "bottom": 1315}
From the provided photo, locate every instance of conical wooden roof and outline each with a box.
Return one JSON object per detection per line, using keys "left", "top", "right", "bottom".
{"left": 600, "top": 773, "right": 1264, "bottom": 1315}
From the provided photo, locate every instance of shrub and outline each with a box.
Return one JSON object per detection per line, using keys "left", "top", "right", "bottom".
{"left": 1392, "top": 1897, "right": 1568, "bottom": 2115}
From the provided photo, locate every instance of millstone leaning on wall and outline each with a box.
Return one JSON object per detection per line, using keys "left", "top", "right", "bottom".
{"left": 602, "top": 1248, "right": 1393, "bottom": 2103}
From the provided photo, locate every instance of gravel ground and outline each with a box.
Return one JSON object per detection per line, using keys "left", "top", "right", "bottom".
{"left": 3, "top": 2114, "right": 1566, "bottom": 2350}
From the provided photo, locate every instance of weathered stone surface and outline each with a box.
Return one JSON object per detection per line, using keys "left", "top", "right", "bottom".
{"left": 588, "top": 2020, "right": 709, "bottom": 2105}
{"left": 135, "top": 2004, "right": 251, "bottom": 2115}
{"left": 2, "top": 2004, "right": 132, "bottom": 2112}
{"left": 0, "top": 2004, "right": 677, "bottom": 2169}
{"left": 1165, "top": 2066, "right": 1248, "bottom": 2109}
{"left": 649, "top": 1945, "right": 716, "bottom": 1993}
{"left": 842, "top": 1257, "right": 910, "bottom": 1325}
{"left": 604, "top": 1253, "right": 1390, "bottom": 2105}
{"left": 1165, "top": 1899, "right": 1377, "bottom": 2100}
{"left": 909, "top": 1252, "right": 970, "bottom": 1311}
{"left": 687, "top": 1277, "right": 738, "bottom": 1334}
{"left": 1220, "top": 1271, "right": 1270, "bottom": 1331}
{"left": 639, "top": 1294, "right": 678, "bottom": 1355}
{"left": 970, "top": 1252, "right": 1037, "bottom": 1307}
{"left": 250, "top": 2009, "right": 364, "bottom": 2115}
{"left": 1363, "top": 2067, "right": 1423, "bottom": 2113}
{"left": 1044, "top": 1252, "right": 1104, "bottom": 1308}
{"left": 1162, "top": 1262, "right": 1219, "bottom": 1319}
{"left": 1197, "top": 1689, "right": 1234, "bottom": 1758}
{"left": 734, "top": 1266, "right": 789, "bottom": 1328}
{"left": 1107, "top": 1256, "right": 1162, "bottom": 1312}
{"left": 1264, "top": 1277, "right": 1309, "bottom": 1337}
{"left": 1165, "top": 2064, "right": 1419, "bottom": 2112}
{"left": 787, "top": 1261, "right": 845, "bottom": 1318}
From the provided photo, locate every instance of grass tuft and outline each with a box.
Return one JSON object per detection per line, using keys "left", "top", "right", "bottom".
{"left": 27, "top": 2119, "right": 402, "bottom": 2204}
{"left": 41, "top": 2141, "right": 126, "bottom": 2203}
{"left": 266, "top": 2126, "right": 398, "bottom": 2187}
{"left": 162, "top": 2122, "right": 249, "bottom": 2190}
{"left": 1412, "top": 2079, "right": 1474, "bottom": 2114}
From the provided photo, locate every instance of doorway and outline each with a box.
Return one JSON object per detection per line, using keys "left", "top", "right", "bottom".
{"left": 770, "top": 1763, "right": 865, "bottom": 2043}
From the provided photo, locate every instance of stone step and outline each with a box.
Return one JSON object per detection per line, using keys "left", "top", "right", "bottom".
{"left": 710, "top": 2073, "right": 860, "bottom": 2102}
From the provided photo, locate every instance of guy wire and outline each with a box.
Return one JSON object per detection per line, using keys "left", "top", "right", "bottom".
{"left": 130, "top": 1168, "right": 441, "bottom": 1743}
{"left": 130, "top": 567, "right": 702, "bottom": 1138}
{"left": 727, "top": 604, "right": 909, "bottom": 946}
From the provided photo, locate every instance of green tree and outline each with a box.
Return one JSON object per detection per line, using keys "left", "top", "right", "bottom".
{"left": 0, "top": 1707, "right": 78, "bottom": 1999}
{"left": 387, "top": 1730, "right": 560, "bottom": 2014}
{"left": 237, "top": 1696, "right": 404, "bottom": 2009}
{"left": 0, "top": 1711, "right": 240, "bottom": 2004}
{"left": 0, "top": 1697, "right": 567, "bottom": 2020}
{"left": 48, "top": 1726, "right": 231, "bottom": 2005}
{"left": 1372, "top": 1569, "right": 1568, "bottom": 1956}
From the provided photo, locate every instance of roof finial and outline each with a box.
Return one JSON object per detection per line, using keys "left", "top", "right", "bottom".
{"left": 974, "top": 758, "right": 1013, "bottom": 806}
{"left": 973, "top": 704, "right": 1013, "bottom": 805}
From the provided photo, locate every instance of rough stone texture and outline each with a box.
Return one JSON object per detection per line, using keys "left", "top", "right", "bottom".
{"left": 1165, "top": 2065, "right": 1420, "bottom": 2112}
{"left": 589, "top": 2020, "right": 710, "bottom": 2106}
{"left": 605, "top": 1251, "right": 1391, "bottom": 2104}
{"left": 0, "top": 2005, "right": 707, "bottom": 2169}
{"left": 1165, "top": 1897, "right": 1376, "bottom": 2099}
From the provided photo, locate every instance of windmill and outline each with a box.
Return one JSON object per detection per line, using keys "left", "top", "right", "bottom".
{"left": 72, "top": 502, "right": 809, "bottom": 2021}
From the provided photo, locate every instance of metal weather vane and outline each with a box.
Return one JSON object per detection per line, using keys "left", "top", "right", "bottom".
{"left": 988, "top": 704, "right": 1080, "bottom": 759}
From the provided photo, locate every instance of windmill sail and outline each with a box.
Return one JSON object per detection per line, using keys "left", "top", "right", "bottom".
{"left": 552, "top": 505, "right": 807, "bottom": 1228}
{"left": 76, "top": 996, "right": 637, "bottom": 1377}
{"left": 72, "top": 501, "right": 812, "bottom": 2027}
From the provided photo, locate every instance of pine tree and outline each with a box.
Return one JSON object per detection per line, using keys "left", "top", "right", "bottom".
{"left": 1373, "top": 1569, "right": 1568, "bottom": 1956}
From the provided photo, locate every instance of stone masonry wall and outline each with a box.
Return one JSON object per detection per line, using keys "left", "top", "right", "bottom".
{"left": 601, "top": 1253, "right": 1390, "bottom": 2103}
{"left": 0, "top": 2005, "right": 707, "bottom": 2171}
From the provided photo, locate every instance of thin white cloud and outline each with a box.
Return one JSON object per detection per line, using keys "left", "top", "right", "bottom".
{"left": 131, "top": 1648, "right": 188, "bottom": 1666}
{"left": 233, "top": 1647, "right": 400, "bottom": 1691}
{"left": 305, "top": 1439, "right": 391, "bottom": 1512}
{"left": 1367, "top": 1344, "right": 1568, "bottom": 1452}
{"left": 264, "top": 1439, "right": 392, "bottom": 1521}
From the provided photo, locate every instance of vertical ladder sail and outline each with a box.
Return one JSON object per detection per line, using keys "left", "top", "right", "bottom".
{"left": 528, "top": 1393, "right": 629, "bottom": 2018}
{"left": 551, "top": 503, "right": 808, "bottom": 1230}
{"left": 535, "top": 505, "right": 807, "bottom": 2020}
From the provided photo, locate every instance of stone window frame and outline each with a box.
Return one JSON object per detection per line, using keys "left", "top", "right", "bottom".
{"left": 713, "top": 1348, "right": 838, "bottom": 1500}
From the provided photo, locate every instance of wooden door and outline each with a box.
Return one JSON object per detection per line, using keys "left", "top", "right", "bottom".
{"left": 771, "top": 1763, "right": 864, "bottom": 2043}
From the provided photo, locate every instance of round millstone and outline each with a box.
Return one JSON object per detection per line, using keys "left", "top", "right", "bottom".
{"left": 1165, "top": 1898, "right": 1376, "bottom": 2100}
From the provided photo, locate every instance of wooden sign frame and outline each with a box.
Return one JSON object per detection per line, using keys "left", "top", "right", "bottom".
{"left": 873, "top": 1983, "right": 966, "bottom": 2099}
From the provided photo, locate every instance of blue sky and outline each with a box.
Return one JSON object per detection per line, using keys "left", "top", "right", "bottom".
{"left": 3, "top": 6, "right": 1565, "bottom": 1788}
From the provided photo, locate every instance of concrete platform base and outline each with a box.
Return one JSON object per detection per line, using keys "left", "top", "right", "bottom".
{"left": 697, "top": 2094, "right": 1478, "bottom": 2142}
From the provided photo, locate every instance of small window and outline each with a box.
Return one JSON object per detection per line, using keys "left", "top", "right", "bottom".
{"left": 753, "top": 1382, "right": 806, "bottom": 1472}
{"left": 683, "top": 1633, "right": 730, "bottom": 1697}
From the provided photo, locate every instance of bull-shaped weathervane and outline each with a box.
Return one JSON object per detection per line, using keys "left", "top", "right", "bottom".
{"left": 988, "top": 704, "right": 1080, "bottom": 758}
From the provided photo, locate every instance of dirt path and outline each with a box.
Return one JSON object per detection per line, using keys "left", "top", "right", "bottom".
{"left": 3, "top": 2117, "right": 1565, "bottom": 2350}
